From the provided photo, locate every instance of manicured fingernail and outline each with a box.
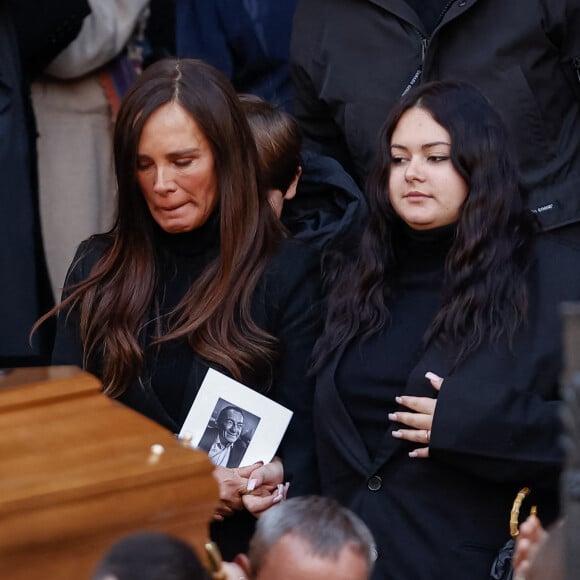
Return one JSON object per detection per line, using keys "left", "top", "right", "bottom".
{"left": 425, "top": 371, "right": 441, "bottom": 381}
{"left": 395, "top": 396, "right": 402, "bottom": 403}
{"left": 273, "top": 484, "right": 284, "bottom": 502}
{"left": 409, "top": 451, "right": 418, "bottom": 458}
{"left": 392, "top": 430, "right": 402, "bottom": 438}
{"left": 247, "top": 478, "right": 257, "bottom": 492}
{"left": 388, "top": 413, "right": 396, "bottom": 421}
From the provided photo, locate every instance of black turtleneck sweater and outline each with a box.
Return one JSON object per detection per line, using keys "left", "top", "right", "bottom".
{"left": 146, "top": 216, "right": 221, "bottom": 425}
{"left": 336, "top": 222, "right": 454, "bottom": 457}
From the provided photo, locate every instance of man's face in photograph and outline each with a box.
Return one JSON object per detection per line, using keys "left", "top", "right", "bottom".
{"left": 218, "top": 408, "right": 244, "bottom": 445}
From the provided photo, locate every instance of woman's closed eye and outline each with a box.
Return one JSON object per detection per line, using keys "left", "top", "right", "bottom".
{"left": 173, "top": 157, "right": 193, "bottom": 168}
{"left": 136, "top": 157, "right": 194, "bottom": 171}
{"left": 136, "top": 159, "right": 153, "bottom": 171}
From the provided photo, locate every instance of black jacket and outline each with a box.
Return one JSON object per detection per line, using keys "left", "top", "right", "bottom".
{"left": 281, "top": 149, "right": 367, "bottom": 251}
{"left": 314, "top": 236, "right": 580, "bottom": 580}
{"left": 0, "top": 0, "right": 89, "bottom": 363}
{"left": 291, "top": 0, "right": 580, "bottom": 231}
{"left": 175, "top": 0, "right": 297, "bottom": 111}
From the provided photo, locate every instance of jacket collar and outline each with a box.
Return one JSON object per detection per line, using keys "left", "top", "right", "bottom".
{"left": 366, "top": 0, "right": 479, "bottom": 35}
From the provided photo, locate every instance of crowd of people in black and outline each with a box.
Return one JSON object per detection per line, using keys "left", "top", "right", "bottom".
{"left": 2, "top": 1, "right": 580, "bottom": 579}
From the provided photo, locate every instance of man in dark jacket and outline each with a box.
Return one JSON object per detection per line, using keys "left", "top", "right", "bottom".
{"left": 290, "top": 0, "right": 580, "bottom": 233}
{"left": 0, "top": 0, "right": 90, "bottom": 366}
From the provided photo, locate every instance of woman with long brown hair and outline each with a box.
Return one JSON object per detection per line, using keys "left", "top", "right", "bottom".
{"left": 37, "top": 58, "right": 321, "bottom": 557}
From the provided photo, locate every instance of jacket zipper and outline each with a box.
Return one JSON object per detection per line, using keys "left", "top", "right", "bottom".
{"left": 421, "top": 37, "right": 428, "bottom": 61}
{"left": 436, "top": 0, "right": 457, "bottom": 29}
{"left": 401, "top": 0, "right": 455, "bottom": 95}
{"left": 402, "top": 34, "right": 426, "bottom": 95}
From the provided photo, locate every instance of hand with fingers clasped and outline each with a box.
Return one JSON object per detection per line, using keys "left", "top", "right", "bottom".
{"left": 389, "top": 371, "right": 444, "bottom": 458}
{"left": 212, "top": 461, "right": 264, "bottom": 521}
{"left": 242, "top": 456, "right": 289, "bottom": 517}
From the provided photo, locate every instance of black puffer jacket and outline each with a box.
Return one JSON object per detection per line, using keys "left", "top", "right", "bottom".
{"left": 281, "top": 149, "right": 367, "bottom": 251}
{"left": 0, "top": 0, "right": 90, "bottom": 363}
{"left": 291, "top": 0, "right": 580, "bottom": 230}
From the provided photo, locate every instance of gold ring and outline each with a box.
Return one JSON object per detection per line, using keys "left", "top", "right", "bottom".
{"left": 426, "top": 430, "right": 431, "bottom": 442}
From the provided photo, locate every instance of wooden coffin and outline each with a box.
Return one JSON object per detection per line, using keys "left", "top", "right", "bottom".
{"left": 0, "top": 366, "right": 218, "bottom": 579}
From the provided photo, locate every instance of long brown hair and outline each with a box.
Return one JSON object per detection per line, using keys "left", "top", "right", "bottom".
{"left": 35, "top": 58, "right": 284, "bottom": 396}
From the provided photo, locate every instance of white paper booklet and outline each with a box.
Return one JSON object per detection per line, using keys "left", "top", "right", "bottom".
{"left": 178, "top": 367, "right": 293, "bottom": 468}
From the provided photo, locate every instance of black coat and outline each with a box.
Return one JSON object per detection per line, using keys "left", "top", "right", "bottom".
{"left": 52, "top": 233, "right": 322, "bottom": 558}
{"left": 0, "top": 0, "right": 89, "bottom": 364}
{"left": 175, "top": 0, "right": 297, "bottom": 111}
{"left": 281, "top": 149, "right": 367, "bottom": 251}
{"left": 314, "top": 237, "right": 580, "bottom": 580}
{"left": 291, "top": 0, "right": 580, "bottom": 231}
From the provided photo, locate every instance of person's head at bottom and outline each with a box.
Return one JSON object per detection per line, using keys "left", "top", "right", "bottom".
{"left": 92, "top": 531, "right": 210, "bottom": 580}
{"left": 234, "top": 495, "right": 375, "bottom": 580}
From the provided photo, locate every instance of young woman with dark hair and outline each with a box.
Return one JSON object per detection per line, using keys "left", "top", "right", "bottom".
{"left": 36, "top": 58, "right": 321, "bottom": 558}
{"left": 312, "top": 80, "right": 580, "bottom": 580}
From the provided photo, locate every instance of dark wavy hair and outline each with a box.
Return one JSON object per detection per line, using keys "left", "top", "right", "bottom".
{"left": 314, "top": 80, "right": 536, "bottom": 370}
{"left": 35, "top": 58, "right": 284, "bottom": 396}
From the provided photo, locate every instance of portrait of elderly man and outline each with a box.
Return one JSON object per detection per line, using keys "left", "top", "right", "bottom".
{"left": 198, "top": 404, "right": 250, "bottom": 467}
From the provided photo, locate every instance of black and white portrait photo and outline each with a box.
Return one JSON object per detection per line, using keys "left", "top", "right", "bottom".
{"left": 197, "top": 398, "right": 261, "bottom": 468}
{"left": 179, "top": 368, "right": 293, "bottom": 467}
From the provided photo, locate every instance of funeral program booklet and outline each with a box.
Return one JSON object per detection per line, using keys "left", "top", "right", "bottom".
{"left": 178, "top": 368, "right": 293, "bottom": 468}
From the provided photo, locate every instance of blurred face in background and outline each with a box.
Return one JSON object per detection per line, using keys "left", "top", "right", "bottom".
{"left": 136, "top": 102, "right": 218, "bottom": 233}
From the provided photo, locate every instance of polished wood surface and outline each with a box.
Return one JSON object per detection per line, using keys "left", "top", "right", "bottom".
{"left": 0, "top": 367, "right": 218, "bottom": 579}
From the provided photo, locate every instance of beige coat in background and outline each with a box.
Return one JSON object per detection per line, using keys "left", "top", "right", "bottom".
{"left": 32, "top": 0, "right": 149, "bottom": 300}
